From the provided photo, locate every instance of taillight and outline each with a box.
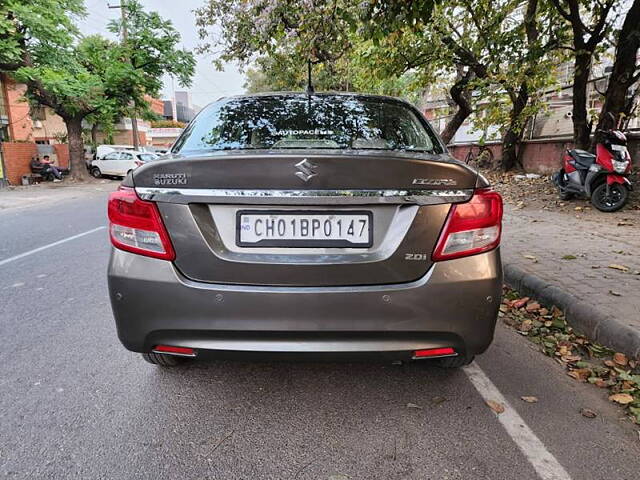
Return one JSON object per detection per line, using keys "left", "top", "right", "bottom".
{"left": 107, "top": 186, "right": 175, "bottom": 260}
{"left": 134, "top": 160, "right": 144, "bottom": 167}
{"left": 432, "top": 188, "right": 503, "bottom": 261}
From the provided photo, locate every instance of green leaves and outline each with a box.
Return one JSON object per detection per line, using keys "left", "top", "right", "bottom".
{"left": 0, "top": 0, "right": 84, "bottom": 69}
{"left": 2, "top": 0, "right": 194, "bottom": 123}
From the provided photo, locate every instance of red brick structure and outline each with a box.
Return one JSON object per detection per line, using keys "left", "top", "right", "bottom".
{"left": 0, "top": 142, "right": 70, "bottom": 185}
{"left": 4, "top": 77, "right": 33, "bottom": 142}
{"left": 1, "top": 142, "right": 37, "bottom": 185}
{"left": 53, "top": 144, "right": 70, "bottom": 169}
{"left": 147, "top": 96, "right": 165, "bottom": 116}
{"left": 448, "top": 136, "right": 640, "bottom": 174}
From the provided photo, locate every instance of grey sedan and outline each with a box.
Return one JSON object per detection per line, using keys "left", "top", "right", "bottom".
{"left": 107, "top": 93, "right": 503, "bottom": 368}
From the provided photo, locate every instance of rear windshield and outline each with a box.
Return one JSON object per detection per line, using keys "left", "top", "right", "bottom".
{"left": 172, "top": 95, "right": 442, "bottom": 154}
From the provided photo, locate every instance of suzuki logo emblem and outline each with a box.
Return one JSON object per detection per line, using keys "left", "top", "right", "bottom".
{"left": 294, "top": 159, "right": 318, "bottom": 182}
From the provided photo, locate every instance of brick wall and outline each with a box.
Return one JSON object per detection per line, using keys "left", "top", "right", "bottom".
{"left": 1, "top": 142, "right": 38, "bottom": 185}
{"left": 53, "top": 144, "right": 69, "bottom": 169}
{"left": 448, "top": 137, "right": 640, "bottom": 174}
{"left": 4, "top": 78, "right": 33, "bottom": 142}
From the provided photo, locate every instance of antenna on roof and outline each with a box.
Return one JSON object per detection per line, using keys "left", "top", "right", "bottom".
{"left": 306, "top": 59, "right": 315, "bottom": 95}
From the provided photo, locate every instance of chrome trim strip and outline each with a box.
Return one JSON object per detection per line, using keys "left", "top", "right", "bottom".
{"left": 135, "top": 187, "right": 473, "bottom": 205}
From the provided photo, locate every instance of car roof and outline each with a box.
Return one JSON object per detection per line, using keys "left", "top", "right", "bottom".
{"left": 210, "top": 91, "right": 416, "bottom": 109}
{"left": 107, "top": 150, "right": 155, "bottom": 155}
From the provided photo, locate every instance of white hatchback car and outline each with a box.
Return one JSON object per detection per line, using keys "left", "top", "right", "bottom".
{"left": 91, "top": 150, "right": 158, "bottom": 178}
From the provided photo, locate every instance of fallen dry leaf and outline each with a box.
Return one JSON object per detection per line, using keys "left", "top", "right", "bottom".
{"left": 406, "top": 403, "right": 423, "bottom": 409}
{"left": 512, "top": 297, "right": 530, "bottom": 309}
{"left": 521, "top": 396, "right": 538, "bottom": 403}
{"left": 613, "top": 352, "right": 628, "bottom": 366}
{"left": 580, "top": 408, "right": 597, "bottom": 418}
{"left": 609, "top": 393, "right": 634, "bottom": 405}
{"left": 526, "top": 302, "right": 541, "bottom": 312}
{"left": 609, "top": 290, "right": 622, "bottom": 297}
{"left": 568, "top": 368, "right": 591, "bottom": 382}
{"left": 431, "top": 396, "right": 447, "bottom": 405}
{"left": 608, "top": 264, "right": 630, "bottom": 272}
{"left": 561, "top": 354, "right": 581, "bottom": 363}
{"left": 486, "top": 400, "right": 505, "bottom": 414}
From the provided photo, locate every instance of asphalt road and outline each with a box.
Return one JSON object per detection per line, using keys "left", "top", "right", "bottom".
{"left": 0, "top": 188, "right": 638, "bottom": 480}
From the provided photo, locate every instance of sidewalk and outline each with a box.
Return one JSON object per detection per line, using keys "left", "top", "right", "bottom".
{"left": 498, "top": 179, "right": 640, "bottom": 358}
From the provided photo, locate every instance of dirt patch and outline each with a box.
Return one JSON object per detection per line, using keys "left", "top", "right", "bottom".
{"left": 484, "top": 169, "right": 640, "bottom": 224}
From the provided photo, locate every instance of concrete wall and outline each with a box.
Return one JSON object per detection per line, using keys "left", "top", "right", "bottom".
{"left": 32, "top": 107, "right": 68, "bottom": 142}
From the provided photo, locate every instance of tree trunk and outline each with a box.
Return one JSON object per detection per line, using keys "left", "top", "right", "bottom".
{"left": 595, "top": 0, "right": 640, "bottom": 132}
{"left": 441, "top": 69, "right": 474, "bottom": 145}
{"left": 572, "top": 53, "right": 593, "bottom": 150}
{"left": 91, "top": 123, "right": 99, "bottom": 145}
{"left": 501, "top": 83, "right": 529, "bottom": 171}
{"left": 500, "top": 0, "right": 538, "bottom": 171}
{"left": 65, "top": 115, "right": 90, "bottom": 182}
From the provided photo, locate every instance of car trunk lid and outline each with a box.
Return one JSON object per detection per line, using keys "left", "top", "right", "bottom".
{"left": 133, "top": 150, "right": 477, "bottom": 286}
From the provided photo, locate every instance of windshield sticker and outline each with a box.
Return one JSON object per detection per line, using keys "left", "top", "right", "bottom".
{"left": 274, "top": 129, "right": 334, "bottom": 136}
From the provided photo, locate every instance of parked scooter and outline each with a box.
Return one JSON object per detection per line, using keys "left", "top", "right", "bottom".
{"left": 553, "top": 114, "right": 633, "bottom": 212}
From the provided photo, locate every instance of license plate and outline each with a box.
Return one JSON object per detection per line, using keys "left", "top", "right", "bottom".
{"left": 236, "top": 210, "right": 373, "bottom": 247}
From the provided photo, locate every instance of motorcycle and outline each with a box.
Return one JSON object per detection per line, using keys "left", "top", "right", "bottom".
{"left": 553, "top": 117, "right": 633, "bottom": 212}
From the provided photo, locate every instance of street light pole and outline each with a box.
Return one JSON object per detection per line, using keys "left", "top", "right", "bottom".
{"left": 108, "top": 1, "right": 140, "bottom": 150}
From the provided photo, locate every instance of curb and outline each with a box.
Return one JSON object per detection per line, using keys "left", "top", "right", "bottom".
{"left": 503, "top": 263, "right": 640, "bottom": 360}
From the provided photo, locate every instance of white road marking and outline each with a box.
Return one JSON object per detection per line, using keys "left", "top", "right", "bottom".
{"left": 464, "top": 362, "right": 572, "bottom": 480}
{"left": 0, "top": 226, "right": 106, "bottom": 267}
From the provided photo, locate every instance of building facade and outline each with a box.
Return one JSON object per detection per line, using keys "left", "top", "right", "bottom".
{"left": 0, "top": 74, "right": 167, "bottom": 186}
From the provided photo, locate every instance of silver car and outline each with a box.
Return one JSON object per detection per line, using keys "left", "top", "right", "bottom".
{"left": 107, "top": 93, "right": 503, "bottom": 368}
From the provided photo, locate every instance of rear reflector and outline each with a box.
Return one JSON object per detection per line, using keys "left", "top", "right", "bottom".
{"left": 107, "top": 186, "right": 175, "bottom": 260}
{"left": 432, "top": 188, "right": 503, "bottom": 261}
{"left": 413, "top": 347, "right": 457, "bottom": 358}
{"left": 153, "top": 345, "right": 196, "bottom": 356}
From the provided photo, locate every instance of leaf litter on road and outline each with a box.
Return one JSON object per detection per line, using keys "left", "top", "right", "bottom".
{"left": 608, "top": 264, "right": 630, "bottom": 273}
{"left": 501, "top": 286, "right": 640, "bottom": 425}
{"left": 486, "top": 400, "right": 505, "bottom": 414}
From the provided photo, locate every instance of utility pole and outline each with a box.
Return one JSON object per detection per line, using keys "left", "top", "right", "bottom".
{"left": 109, "top": 1, "right": 140, "bottom": 150}
{"left": 171, "top": 76, "right": 178, "bottom": 122}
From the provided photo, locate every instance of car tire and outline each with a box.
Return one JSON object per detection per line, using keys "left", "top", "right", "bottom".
{"left": 90, "top": 167, "right": 102, "bottom": 178}
{"left": 590, "top": 182, "right": 629, "bottom": 212}
{"left": 436, "top": 355, "right": 474, "bottom": 369}
{"left": 141, "top": 352, "right": 186, "bottom": 367}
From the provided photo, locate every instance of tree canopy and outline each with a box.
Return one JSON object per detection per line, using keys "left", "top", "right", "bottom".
{"left": 0, "top": 0, "right": 195, "bottom": 179}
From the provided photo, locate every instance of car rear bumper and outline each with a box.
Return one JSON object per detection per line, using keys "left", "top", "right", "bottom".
{"left": 108, "top": 248, "right": 502, "bottom": 359}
